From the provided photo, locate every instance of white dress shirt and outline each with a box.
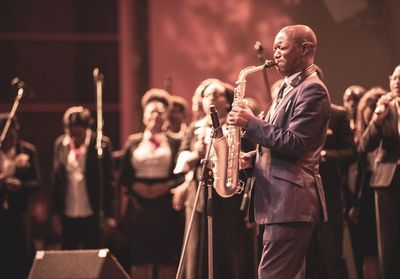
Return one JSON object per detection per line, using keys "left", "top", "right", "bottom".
{"left": 64, "top": 130, "right": 93, "bottom": 218}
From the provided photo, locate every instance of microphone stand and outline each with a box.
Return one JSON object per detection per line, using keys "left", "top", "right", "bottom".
{"left": 175, "top": 125, "right": 216, "bottom": 279}
{"left": 0, "top": 83, "right": 25, "bottom": 210}
{"left": 206, "top": 157, "right": 214, "bottom": 279}
{"left": 93, "top": 68, "right": 105, "bottom": 247}
{"left": 0, "top": 87, "right": 24, "bottom": 148}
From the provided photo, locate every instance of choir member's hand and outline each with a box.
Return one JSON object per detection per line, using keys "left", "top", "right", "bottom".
{"left": 4, "top": 176, "right": 22, "bottom": 191}
{"left": 103, "top": 218, "right": 117, "bottom": 236}
{"left": 372, "top": 93, "right": 393, "bottom": 124}
{"left": 348, "top": 206, "right": 359, "bottom": 224}
{"left": 52, "top": 214, "right": 63, "bottom": 237}
{"left": 170, "top": 183, "right": 188, "bottom": 211}
{"left": 15, "top": 153, "right": 30, "bottom": 168}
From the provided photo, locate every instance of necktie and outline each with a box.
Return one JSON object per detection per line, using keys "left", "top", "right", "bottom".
{"left": 276, "top": 82, "right": 287, "bottom": 105}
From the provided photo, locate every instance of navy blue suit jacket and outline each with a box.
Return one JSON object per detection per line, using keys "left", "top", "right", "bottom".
{"left": 245, "top": 74, "right": 330, "bottom": 225}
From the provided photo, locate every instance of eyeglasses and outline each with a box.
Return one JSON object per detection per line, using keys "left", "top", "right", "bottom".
{"left": 389, "top": 75, "right": 400, "bottom": 81}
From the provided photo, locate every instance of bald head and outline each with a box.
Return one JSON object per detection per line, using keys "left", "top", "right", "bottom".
{"left": 280, "top": 25, "right": 317, "bottom": 49}
{"left": 273, "top": 25, "right": 318, "bottom": 76}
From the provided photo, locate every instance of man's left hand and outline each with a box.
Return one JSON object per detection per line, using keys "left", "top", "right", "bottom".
{"left": 228, "top": 105, "right": 255, "bottom": 128}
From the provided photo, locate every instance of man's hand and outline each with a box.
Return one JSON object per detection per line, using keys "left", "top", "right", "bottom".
{"left": 240, "top": 152, "right": 253, "bottom": 170}
{"left": 372, "top": 93, "right": 393, "bottom": 124}
{"left": 228, "top": 104, "right": 256, "bottom": 128}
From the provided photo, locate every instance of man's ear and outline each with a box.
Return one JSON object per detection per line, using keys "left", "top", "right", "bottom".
{"left": 302, "top": 42, "right": 313, "bottom": 56}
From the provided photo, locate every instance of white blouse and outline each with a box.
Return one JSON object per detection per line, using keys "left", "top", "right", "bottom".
{"left": 131, "top": 130, "right": 172, "bottom": 179}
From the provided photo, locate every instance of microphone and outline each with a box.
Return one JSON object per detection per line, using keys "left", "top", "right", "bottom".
{"left": 11, "top": 77, "right": 34, "bottom": 99}
{"left": 374, "top": 92, "right": 394, "bottom": 115}
{"left": 93, "top": 68, "right": 104, "bottom": 83}
{"left": 11, "top": 77, "right": 25, "bottom": 89}
{"left": 210, "top": 105, "right": 223, "bottom": 139}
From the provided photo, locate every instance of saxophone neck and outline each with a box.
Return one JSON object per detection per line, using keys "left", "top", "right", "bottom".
{"left": 237, "top": 64, "right": 265, "bottom": 82}
{"left": 236, "top": 59, "right": 277, "bottom": 83}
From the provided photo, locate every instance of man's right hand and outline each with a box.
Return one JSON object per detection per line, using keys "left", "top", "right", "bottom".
{"left": 240, "top": 152, "right": 253, "bottom": 170}
{"left": 372, "top": 93, "right": 393, "bottom": 124}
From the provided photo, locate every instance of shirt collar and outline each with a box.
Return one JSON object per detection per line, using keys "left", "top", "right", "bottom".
{"left": 284, "top": 71, "right": 302, "bottom": 88}
{"left": 143, "top": 130, "right": 166, "bottom": 141}
{"left": 62, "top": 129, "right": 91, "bottom": 148}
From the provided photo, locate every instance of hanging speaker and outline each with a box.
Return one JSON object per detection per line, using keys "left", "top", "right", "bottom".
{"left": 28, "top": 249, "right": 130, "bottom": 279}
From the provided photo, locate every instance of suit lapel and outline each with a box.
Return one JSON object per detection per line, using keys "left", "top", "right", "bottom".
{"left": 268, "top": 65, "right": 317, "bottom": 124}
{"left": 269, "top": 86, "right": 297, "bottom": 124}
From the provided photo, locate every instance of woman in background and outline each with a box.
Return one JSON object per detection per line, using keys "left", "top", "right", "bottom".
{"left": 119, "top": 89, "right": 184, "bottom": 279}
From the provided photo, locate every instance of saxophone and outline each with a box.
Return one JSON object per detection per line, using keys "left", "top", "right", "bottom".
{"left": 213, "top": 59, "right": 277, "bottom": 198}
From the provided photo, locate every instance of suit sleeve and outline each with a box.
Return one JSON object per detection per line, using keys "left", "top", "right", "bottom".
{"left": 245, "top": 83, "right": 330, "bottom": 157}
{"left": 358, "top": 120, "right": 382, "bottom": 153}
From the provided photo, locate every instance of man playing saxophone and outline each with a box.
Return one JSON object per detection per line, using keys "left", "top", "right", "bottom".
{"left": 228, "top": 25, "right": 330, "bottom": 279}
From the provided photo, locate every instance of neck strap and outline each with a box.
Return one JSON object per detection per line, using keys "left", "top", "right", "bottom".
{"left": 290, "top": 64, "right": 317, "bottom": 88}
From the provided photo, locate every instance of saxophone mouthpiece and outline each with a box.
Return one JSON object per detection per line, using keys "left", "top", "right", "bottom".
{"left": 265, "top": 60, "right": 278, "bottom": 68}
